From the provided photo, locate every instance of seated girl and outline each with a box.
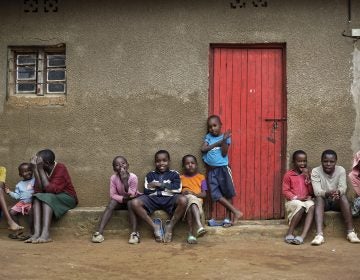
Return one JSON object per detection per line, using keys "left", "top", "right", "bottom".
{"left": 349, "top": 151, "right": 360, "bottom": 216}
{"left": 181, "top": 155, "right": 207, "bottom": 244}
{"left": 25, "top": 149, "right": 78, "bottom": 244}
{"left": 92, "top": 156, "right": 141, "bottom": 244}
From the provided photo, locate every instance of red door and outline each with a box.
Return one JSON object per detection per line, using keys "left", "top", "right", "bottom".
{"left": 209, "top": 45, "right": 286, "bottom": 220}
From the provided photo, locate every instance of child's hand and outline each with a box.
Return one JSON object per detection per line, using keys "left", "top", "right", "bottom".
{"left": 301, "top": 168, "right": 310, "bottom": 179}
{"left": 119, "top": 168, "right": 129, "bottom": 183}
{"left": 148, "top": 181, "right": 161, "bottom": 188}
{"left": 30, "top": 155, "right": 37, "bottom": 165}
{"left": 4, "top": 185, "right": 10, "bottom": 194}
{"left": 36, "top": 156, "right": 44, "bottom": 167}
{"left": 223, "top": 129, "right": 232, "bottom": 140}
{"left": 331, "top": 190, "right": 340, "bottom": 200}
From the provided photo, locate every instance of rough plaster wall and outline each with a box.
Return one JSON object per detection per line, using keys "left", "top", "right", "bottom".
{"left": 0, "top": 0, "right": 359, "bottom": 205}
{"left": 351, "top": 46, "right": 360, "bottom": 152}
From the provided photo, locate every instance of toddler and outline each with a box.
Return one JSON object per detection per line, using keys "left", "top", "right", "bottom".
{"left": 4, "top": 163, "right": 34, "bottom": 240}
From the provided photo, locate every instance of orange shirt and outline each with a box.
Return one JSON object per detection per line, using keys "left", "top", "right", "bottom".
{"left": 180, "top": 173, "right": 207, "bottom": 195}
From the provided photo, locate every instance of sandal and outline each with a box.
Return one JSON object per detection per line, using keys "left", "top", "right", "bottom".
{"left": 153, "top": 218, "right": 164, "bottom": 242}
{"left": 284, "top": 234, "right": 295, "bottom": 244}
{"left": 8, "top": 232, "right": 23, "bottom": 240}
{"left": 291, "top": 236, "right": 304, "bottom": 245}
{"left": 187, "top": 235, "right": 197, "bottom": 244}
{"left": 222, "top": 218, "right": 233, "bottom": 228}
{"left": 196, "top": 227, "right": 207, "bottom": 238}
{"left": 207, "top": 219, "right": 222, "bottom": 227}
{"left": 91, "top": 232, "right": 104, "bottom": 243}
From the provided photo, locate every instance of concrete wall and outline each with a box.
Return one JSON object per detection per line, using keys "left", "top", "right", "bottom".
{"left": 0, "top": 0, "right": 359, "bottom": 206}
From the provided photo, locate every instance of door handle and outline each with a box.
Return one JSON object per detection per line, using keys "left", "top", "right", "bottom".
{"left": 265, "top": 118, "right": 287, "bottom": 130}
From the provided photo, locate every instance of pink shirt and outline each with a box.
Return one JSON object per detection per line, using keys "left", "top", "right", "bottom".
{"left": 282, "top": 170, "right": 313, "bottom": 200}
{"left": 110, "top": 172, "right": 139, "bottom": 203}
{"left": 349, "top": 151, "right": 360, "bottom": 197}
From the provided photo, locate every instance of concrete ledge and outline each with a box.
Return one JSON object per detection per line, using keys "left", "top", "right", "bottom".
{"left": 1, "top": 207, "right": 359, "bottom": 240}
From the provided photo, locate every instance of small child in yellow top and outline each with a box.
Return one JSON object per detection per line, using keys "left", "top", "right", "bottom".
{"left": 0, "top": 166, "right": 24, "bottom": 231}
{"left": 180, "top": 155, "right": 207, "bottom": 244}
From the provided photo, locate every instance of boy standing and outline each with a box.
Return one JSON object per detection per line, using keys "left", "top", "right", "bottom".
{"left": 130, "top": 150, "right": 187, "bottom": 243}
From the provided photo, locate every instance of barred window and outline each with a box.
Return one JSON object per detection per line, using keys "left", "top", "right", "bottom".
{"left": 8, "top": 45, "right": 66, "bottom": 96}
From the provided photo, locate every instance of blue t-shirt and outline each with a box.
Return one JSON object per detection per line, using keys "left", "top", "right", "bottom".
{"left": 202, "top": 133, "right": 231, "bottom": 167}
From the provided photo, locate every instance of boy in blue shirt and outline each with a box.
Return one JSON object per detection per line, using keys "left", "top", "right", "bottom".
{"left": 130, "top": 150, "right": 187, "bottom": 243}
{"left": 201, "top": 115, "right": 243, "bottom": 227}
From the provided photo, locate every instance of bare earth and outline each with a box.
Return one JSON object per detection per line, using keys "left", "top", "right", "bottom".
{"left": 0, "top": 233, "right": 359, "bottom": 280}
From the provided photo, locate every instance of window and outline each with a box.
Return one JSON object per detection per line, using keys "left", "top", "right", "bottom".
{"left": 8, "top": 45, "right": 66, "bottom": 97}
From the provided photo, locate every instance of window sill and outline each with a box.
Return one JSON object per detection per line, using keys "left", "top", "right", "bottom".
{"left": 7, "top": 95, "right": 66, "bottom": 107}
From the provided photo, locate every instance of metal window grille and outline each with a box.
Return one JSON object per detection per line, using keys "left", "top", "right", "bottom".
{"left": 8, "top": 46, "right": 66, "bottom": 96}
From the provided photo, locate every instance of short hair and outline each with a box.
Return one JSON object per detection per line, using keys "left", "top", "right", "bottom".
{"left": 321, "top": 149, "right": 337, "bottom": 160}
{"left": 18, "top": 162, "right": 32, "bottom": 171}
{"left": 292, "top": 150, "right": 307, "bottom": 162}
{"left": 182, "top": 154, "right": 198, "bottom": 166}
{"left": 37, "top": 149, "right": 55, "bottom": 164}
{"left": 155, "top": 150, "right": 170, "bottom": 160}
{"left": 112, "top": 156, "right": 128, "bottom": 166}
{"left": 207, "top": 115, "right": 222, "bottom": 125}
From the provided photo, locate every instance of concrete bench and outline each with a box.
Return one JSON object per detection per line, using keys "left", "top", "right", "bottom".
{"left": 1, "top": 207, "right": 359, "bottom": 241}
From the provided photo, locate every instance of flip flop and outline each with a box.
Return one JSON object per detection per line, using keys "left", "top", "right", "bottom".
{"left": 207, "top": 219, "right": 222, "bottom": 227}
{"left": 153, "top": 218, "right": 164, "bottom": 242}
{"left": 291, "top": 236, "right": 304, "bottom": 245}
{"left": 284, "top": 234, "right": 295, "bottom": 244}
{"left": 222, "top": 218, "right": 233, "bottom": 228}
{"left": 17, "top": 234, "right": 32, "bottom": 241}
{"left": 8, "top": 232, "right": 23, "bottom": 240}
{"left": 187, "top": 235, "right": 197, "bottom": 244}
{"left": 196, "top": 227, "right": 207, "bottom": 238}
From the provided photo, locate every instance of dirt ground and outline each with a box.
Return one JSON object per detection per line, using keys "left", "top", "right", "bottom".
{"left": 0, "top": 233, "right": 359, "bottom": 280}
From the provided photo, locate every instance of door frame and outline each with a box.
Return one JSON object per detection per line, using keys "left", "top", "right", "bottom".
{"left": 208, "top": 43, "right": 287, "bottom": 219}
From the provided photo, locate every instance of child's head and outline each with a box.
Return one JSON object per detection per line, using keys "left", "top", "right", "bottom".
{"left": 207, "top": 115, "right": 222, "bottom": 136}
{"left": 182, "top": 154, "right": 198, "bottom": 176}
{"left": 321, "top": 149, "right": 337, "bottom": 175}
{"left": 18, "top": 163, "right": 33, "bottom": 180}
{"left": 112, "top": 156, "right": 129, "bottom": 173}
{"left": 154, "top": 150, "right": 170, "bottom": 173}
{"left": 292, "top": 150, "right": 307, "bottom": 173}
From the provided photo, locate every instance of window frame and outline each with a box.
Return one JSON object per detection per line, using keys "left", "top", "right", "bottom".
{"left": 7, "top": 45, "right": 66, "bottom": 98}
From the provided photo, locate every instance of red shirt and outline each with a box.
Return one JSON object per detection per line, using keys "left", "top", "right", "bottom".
{"left": 35, "top": 163, "right": 78, "bottom": 204}
{"left": 282, "top": 169, "right": 313, "bottom": 201}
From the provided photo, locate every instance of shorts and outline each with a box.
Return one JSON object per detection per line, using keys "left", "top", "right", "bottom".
{"left": 138, "top": 195, "right": 180, "bottom": 215}
{"left": 285, "top": 199, "right": 314, "bottom": 224}
{"left": 323, "top": 197, "right": 341, "bottom": 212}
{"left": 11, "top": 201, "right": 32, "bottom": 215}
{"left": 183, "top": 194, "right": 204, "bottom": 222}
{"left": 207, "top": 166, "right": 236, "bottom": 201}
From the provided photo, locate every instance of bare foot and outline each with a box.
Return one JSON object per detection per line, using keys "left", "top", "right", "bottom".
{"left": 232, "top": 210, "right": 243, "bottom": 225}
{"left": 36, "top": 237, "right": 53, "bottom": 244}
{"left": 8, "top": 222, "right": 24, "bottom": 231}
{"left": 164, "top": 223, "right": 173, "bottom": 243}
{"left": 153, "top": 223, "right": 163, "bottom": 242}
{"left": 24, "top": 235, "right": 40, "bottom": 243}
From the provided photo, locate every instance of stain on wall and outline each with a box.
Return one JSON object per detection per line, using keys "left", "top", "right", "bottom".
{"left": 351, "top": 46, "right": 360, "bottom": 153}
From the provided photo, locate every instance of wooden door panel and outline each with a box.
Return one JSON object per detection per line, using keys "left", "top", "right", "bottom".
{"left": 210, "top": 45, "right": 286, "bottom": 220}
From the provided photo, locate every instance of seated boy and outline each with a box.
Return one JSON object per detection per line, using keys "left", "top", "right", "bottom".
{"left": 130, "top": 150, "right": 187, "bottom": 243}
{"left": 311, "top": 149, "right": 360, "bottom": 245}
